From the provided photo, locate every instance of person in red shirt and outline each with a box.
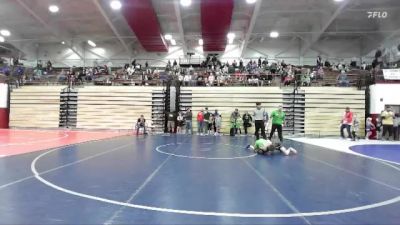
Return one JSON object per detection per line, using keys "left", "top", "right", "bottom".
{"left": 197, "top": 109, "right": 205, "bottom": 135}
{"left": 340, "top": 107, "right": 353, "bottom": 139}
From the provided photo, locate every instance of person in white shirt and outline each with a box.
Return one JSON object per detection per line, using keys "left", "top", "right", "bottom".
{"left": 253, "top": 102, "right": 268, "bottom": 140}
{"left": 184, "top": 74, "right": 192, "bottom": 86}
{"left": 208, "top": 73, "right": 215, "bottom": 86}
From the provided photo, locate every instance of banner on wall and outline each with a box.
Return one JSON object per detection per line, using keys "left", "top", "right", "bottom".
{"left": 382, "top": 69, "right": 400, "bottom": 80}
{"left": 0, "top": 83, "right": 8, "bottom": 108}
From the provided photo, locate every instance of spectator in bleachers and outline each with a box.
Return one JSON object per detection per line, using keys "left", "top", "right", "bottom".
{"left": 232, "top": 60, "right": 237, "bottom": 68}
{"left": 301, "top": 73, "right": 311, "bottom": 86}
{"left": 178, "top": 73, "right": 184, "bottom": 86}
{"left": 270, "top": 63, "right": 277, "bottom": 75}
{"left": 361, "top": 62, "right": 367, "bottom": 70}
{"left": 317, "top": 56, "right": 323, "bottom": 68}
{"left": 340, "top": 107, "right": 353, "bottom": 140}
{"left": 217, "top": 74, "right": 225, "bottom": 86}
{"left": 208, "top": 73, "right": 215, "bottom": 86}
{"left": 185, "top": 108, "right": 193, "bottom": 135}
{"left": 337, "top": 70, "right": 350, "bottom": 87}
{"left": 184, "top": 74, "right": 191, "bottom": 86}
{"left": 317, "top": 67, "right": 324, "bottom": 80}
{"left": 258, "top": 57, "right": 262, "bottom": 68}
{"left": 281, "top": 60, "right": 287, "bottom": 69}
{"left": 381, "top": 106, "right": 394, "bottom": 140}
{"left": 197, "top": 109, "right": 205, "bottom": 135}
{"left": 46, "top": 60, "right": 52, "bottom": 73}
{"left": 262, "top": 58, "right": 268, "bottom": 68}
{"left": 324, "top": 60, "right": 331, "bottom": 68}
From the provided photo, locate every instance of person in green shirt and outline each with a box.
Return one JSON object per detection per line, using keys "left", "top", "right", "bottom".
{"left": 269, "top": 106, "right": 285, "bottom": 142}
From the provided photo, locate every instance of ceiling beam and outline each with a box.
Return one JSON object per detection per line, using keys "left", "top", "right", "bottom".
{"left": 361, "top": 28, "right": 400, "bottom": 56}
{"left": 300, "top": 0, "right": 352, "bottom": 56}
{"left": 246, "top": 46, "right": 268, "bottom": 58}
{"left": 275, "top": 37, "right": 298, "bottom": 57}
{"left": 15, "top": 0, "right": 84, "bottom": 59}
{"left": 239, "top": 0, "right": 262, "bottom": 58}
{"left": 173, "top": 0, "right": 187, "bottom": 55}
{"left": 92, "top": 0, "right": 133, "bottom": 57}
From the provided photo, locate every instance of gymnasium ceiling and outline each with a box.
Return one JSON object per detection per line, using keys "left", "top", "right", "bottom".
{"left": 0, "top": 0, "right": 400, "bottom": 56}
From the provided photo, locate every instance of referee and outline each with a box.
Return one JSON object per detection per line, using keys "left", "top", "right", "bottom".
{"left": 253, "top": 102, "right": 268, "bottom": 140}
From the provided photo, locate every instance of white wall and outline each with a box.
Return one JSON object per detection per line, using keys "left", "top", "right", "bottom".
{"left": 0, "top": 84, "right": 8, "bottom": 108}
{"left": 370, "top": 84, "right": 400, "bottom": 114}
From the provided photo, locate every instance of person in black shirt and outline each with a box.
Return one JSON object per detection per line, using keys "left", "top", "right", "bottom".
{"left": 242, "top": 111, "right": 253, "bottom": 135}
{"left": 167, "top": 111, "right": 177, "bottom": 133}
{"left": 136, "top": 115, "right": 147, "bottom": 135}
{"left": 185, "top": 108, "right": 193, "bottom": 134}
{"left": 203, "top": 107, "right": 212, "bottom": 135}
{"left": 47, "top": 60, "right": 52, "bottom": 73}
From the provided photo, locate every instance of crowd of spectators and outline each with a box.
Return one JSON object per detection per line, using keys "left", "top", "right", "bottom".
{"left": 1, "top": 54, "right": 389, "bottom": 88}
{"left": 344, "top": 105, "right": 400, "bottom": 141}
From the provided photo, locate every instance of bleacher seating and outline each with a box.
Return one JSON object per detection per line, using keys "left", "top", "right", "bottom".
{"left": 10, "top": 86, "right": 65, "bottom": 128}
{"left": 303, "top": 87, "right": 365, "bottom": 136}
{"left": 9, "top": 85, "right": 365, "bottom": 137}
{"left": 76, "top": 86, "right": 161, "bottom": 130}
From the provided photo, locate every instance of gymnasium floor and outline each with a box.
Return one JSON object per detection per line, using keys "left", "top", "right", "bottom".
{"left": 0, "top": 130, "right": 399, "bottom": 225}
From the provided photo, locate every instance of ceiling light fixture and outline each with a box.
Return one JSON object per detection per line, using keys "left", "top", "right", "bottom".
{"left": 49, "top": 5, "right": 59, "bottom": 13}
{"left": 180, "top": 0, "right": 192, "bottom": 7}
{"left": 88, "top": 40, "right": 97, "bottom": 47}
{"left": 61, "top": 41, "right": 66, "bottom": 45}
{"left": 199, "top": 39, "right": 204, "bottom": 46}
{"left": 270, "top": 31, "right": 279, "bottom": 38}
{"left": 165, "top": 34, "right": 173, "bottom": 40}
{"left": 110, "top": 0, "right": 122, "bottom": 10}
{"left": 171, "top": 39, "right": 177, "bottom": 46}
{"left": 0, "top": 29, "right": 11, "bottom": 37}
{"left": 246, "top": 0, "right": 257, "bottom": 4}
{"left": 0, "top": 36, "right": 5, "bottom": 43}
{"left": 227, "top": 32, "right": 235, "bottom": 40}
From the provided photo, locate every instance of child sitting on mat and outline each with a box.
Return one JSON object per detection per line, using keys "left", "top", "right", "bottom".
{"left": 246, "top": 138, "right": 297, "bottom": 156}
